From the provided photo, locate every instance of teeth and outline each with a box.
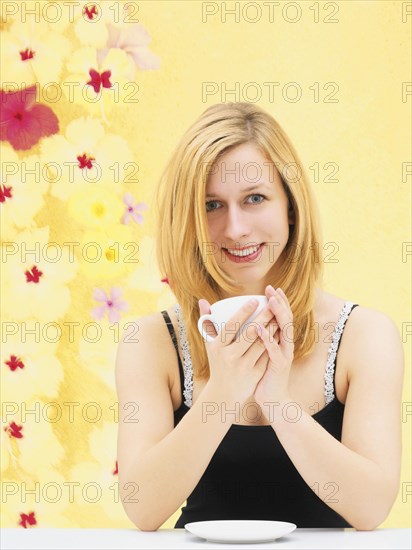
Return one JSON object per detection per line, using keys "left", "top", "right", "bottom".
{"left": 226, "top": 245, "right": 261, "bottom": 257}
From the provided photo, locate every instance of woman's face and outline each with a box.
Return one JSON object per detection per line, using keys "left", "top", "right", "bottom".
{"left": 205, "top": 142, "right": 294, "bottom": 296}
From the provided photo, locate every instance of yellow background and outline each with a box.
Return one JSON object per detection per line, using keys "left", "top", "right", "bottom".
{"left": 1, "top": 0, "right": 410, "bottom": 529}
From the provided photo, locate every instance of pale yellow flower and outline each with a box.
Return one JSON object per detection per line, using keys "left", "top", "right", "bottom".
{"left": 72, "top": 1, "right": 111, "bottom": 48}
{"left": 40, "top": 116, "right": 134, "bottom": 201}
{"left": 78, "top": 224, "right": 135, "bottom": 280}
{"left": 56, "top": 0, "right": 123, "bottom": 45}
{"left": 0, "top": 1, "right": 135, "bottom": 35}
{"left": 68, "top": 185, "right": 124, "bottom": 229}
{"left": 0, "top": 18, "right": 71, "bottom": 89}
{"left": 0, "top": 145, "right": 49, "bottom": 242}
{"left": 1, "top": 226, "right": 79, "bottom": 321}
{"left": 1, "top": 337, "right": 63, "bottom": 403}
{"left": 1, "top": 398, "right": 65, "bottom": 475}
{"left": 61, "top": 46, "right": 134, "bottom": 118}
{"left": 0, "top": 472, "right": 71, "bottom": 527}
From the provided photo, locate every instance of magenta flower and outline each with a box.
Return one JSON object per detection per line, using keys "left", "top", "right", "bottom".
{"left": 96, "top": 22, "right": 160, "bottom": 71}
{"left": 0, "top": 85, "right": 59, "bottom": 151}
{"left": 121, "top": 193, "right": 148, "bottom": 225}
{"left": 91, "top": 287, "right": 129, "bottom": 323}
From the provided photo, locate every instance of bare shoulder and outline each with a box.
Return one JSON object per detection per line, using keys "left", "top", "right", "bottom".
{"left": 115, "top": 309, "right": 177, "bottom": 390}
{"left": 348, "top": 306, "right": 403, "bottom": 379}
{"left": 322, "top": 291, "right": 404, "bottom": 382}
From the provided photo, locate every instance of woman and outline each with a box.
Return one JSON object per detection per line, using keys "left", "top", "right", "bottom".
{"left": 115, "top": 102, "right": 404, "bottom": 531}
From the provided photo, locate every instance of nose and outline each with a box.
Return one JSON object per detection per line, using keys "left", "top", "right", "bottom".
{"left": 222, "top": 204, "right": 251, "bottom": 245}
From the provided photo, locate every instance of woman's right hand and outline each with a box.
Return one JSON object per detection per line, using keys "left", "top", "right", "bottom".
{"left": 198, "top": 298, "right": 279, "bottom": 405}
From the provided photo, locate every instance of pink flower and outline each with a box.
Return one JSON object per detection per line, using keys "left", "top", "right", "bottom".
{"left": 97, "top": 22, "right": 160, "bottom": 71}
{"left": 0, "top": 85, "right": 59, "bottom": 151}
{"left": 91, "top": 287, "right": 129, "bottom": 323}
{"left": 121, "top": 193, "right": 148, "bottom": 225}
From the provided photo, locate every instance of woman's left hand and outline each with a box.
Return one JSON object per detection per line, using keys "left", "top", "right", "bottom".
{"left": 254, "top": 287, "right": 295, "bottom": 411}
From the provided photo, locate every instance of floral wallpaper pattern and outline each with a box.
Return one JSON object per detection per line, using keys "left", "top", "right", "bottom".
{"left": 1, "top": 0, "right": 164, "bottom": 528}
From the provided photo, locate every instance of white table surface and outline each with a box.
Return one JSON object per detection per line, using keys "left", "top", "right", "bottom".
{"left": 1, "top": 528, "right": 411, "bottom": 549}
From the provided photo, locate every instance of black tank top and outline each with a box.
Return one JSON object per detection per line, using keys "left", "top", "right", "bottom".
{"left": 161, "top": 301, "right": 359, "bottom": 528}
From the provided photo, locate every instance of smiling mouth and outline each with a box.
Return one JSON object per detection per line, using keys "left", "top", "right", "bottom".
{"left": 223, "top": 243, "right": 265, "bottom": 260}
{"left": 223, "top": 243, "right": 264, "bottom": 254}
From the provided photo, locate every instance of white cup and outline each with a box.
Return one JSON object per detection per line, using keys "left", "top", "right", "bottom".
{"left": 198, "top": 295, "right": 268, "bottom": 343}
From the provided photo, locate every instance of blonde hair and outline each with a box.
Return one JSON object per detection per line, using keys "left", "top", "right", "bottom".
{"left": 155, "top": 102, "right": 324, "bottom": 380}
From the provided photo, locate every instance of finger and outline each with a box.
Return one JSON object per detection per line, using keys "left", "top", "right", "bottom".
{"left": 258, "top": 324, "right": 281, "bottom": 357}
{"left": 265, "top": 285, "right": 276, "bottom": 300}
{"left": 198, "top": 299, "right": 209, "bottom": 315}
{"left": 267, "top": 296, "right": 294, "bottom": 355}
{"left": 198, "top": 299, "right": 218, "bottom": 338}
{"left": 267, "top": 295, "right": 287, "bottom": 317}
{"left": 267, "top": 318, "right": 280, "bottom": 332}
{"left": 276, "top": 288, "right": 291, "bottom": 312}
{"left": 222, "top": 299, "right": 261, "bottom": 346}
{"left": 267, "top": 287, "right": 289, "bottom": 315}
{"left": 254, "top": 297, "right": 281, "bottom": 326}
{"left": 268, "top": 322, "right": 280, "bottom": 345}
{"left": 254, "top": 348, "right": 269, "bottom": 373}
{"left": 242, "top": 323, "right": 270, "bottom": 366}
{"left": 271, "top": 291, "right": 287, "bottom": 313}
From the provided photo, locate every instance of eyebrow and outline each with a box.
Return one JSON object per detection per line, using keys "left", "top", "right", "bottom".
{"left": 205, "top": 184, "right": 270, "bottom": 198}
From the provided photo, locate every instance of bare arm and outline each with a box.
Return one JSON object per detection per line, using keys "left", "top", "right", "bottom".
{"left": 115, "top": 315, "right": 233, "bottom": 531}
{"left": 126, "top": 382, "right": 233, "bottom": 530}
{"left": 267, "top": 309, "right": 404, "bottom": 530}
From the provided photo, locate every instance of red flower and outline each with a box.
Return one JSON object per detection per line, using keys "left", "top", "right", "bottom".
{"left": 87, "top": 69, "right": 113, "bottom": 94}
{"left": 83, "top": 4, "right": 99, "bottom": 20}
{"left": 18, "top": 512, "right": 37, "bottom": 528}
{"left": 5, "top": 355, "right": 25, "bottom": 371}
{"left": 4, "top": 421, "right": 23, "bottom": 439}
{"left": 0, "top": 185, "right": 12, "bottom": 202}
{"left": 0, "top": 85, "right": 59, "bottom": 151}
{"left": 25, "top": 265, "right": 43, "bottom": 283}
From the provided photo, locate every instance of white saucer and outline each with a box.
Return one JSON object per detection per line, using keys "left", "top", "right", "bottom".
{"left": 184, "top": 520, "right": 297, "bottom": 544}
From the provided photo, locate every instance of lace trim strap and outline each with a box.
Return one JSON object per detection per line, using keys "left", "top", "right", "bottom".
{"left": 173, "top": 304, "right": 194, "bottom": 407}
{"left": 324, "top": 301, "right": 357, "bottom": 405}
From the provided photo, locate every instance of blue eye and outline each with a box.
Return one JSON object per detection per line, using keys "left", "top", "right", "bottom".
{"left": 205, "top": 194, "right": 267, "bottom": 212}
